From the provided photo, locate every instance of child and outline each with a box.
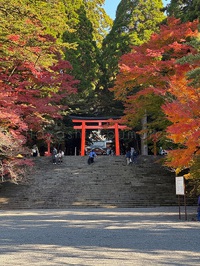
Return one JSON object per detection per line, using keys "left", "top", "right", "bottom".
{"left": 57, "top": 150, "right": 64, "bottom": 164}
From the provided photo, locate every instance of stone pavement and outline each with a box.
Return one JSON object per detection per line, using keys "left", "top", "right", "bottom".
{"left": 0, "top": 207, "right": 199, "bottom": 266}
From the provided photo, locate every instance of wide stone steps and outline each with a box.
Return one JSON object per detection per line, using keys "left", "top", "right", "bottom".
{"left": 0, "top": 155, "right": 179, "bottom": 209}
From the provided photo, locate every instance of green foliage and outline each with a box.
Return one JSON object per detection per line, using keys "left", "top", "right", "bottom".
{"left": 177, "top": 34, "right": 200, "bottom": 88}
{"left": 102, "top": 0, "right": 165, "bottom": 77}
{"left": 63, "top": 0, "right": 112, "bottom": 48}
{"left": 0, "top": 0, "right": 74, "bottom": 68}
{"left": 97, "top": 0, "right": 166, "bottom": 116}
{"left": 63, "top": 6, "right": 100, "bottom": 115}
{"left": 0, "top": 0, "right": 78, "bottom": 182}
{"left": 112, "top": 17, "right": 199, "bottom": 163}
{"left": 83, "top": 0, "right": 113, "bottom": 47}
{"left": 61, "top": 0, "right": 114, "bottom": 116}
{"left": 165, "top": 0, "right": 200, "bottom": 22}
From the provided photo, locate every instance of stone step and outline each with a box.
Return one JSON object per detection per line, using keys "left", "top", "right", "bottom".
{"left": 0, "top": 155, "right": 193, "bottom": 209}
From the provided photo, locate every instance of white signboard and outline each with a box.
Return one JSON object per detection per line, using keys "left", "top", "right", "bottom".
{"left": 176, "top": 176, "right": 185, "bottom": 195}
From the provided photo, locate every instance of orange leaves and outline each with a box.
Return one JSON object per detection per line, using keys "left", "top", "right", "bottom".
{"left": 30, "top": 47, "right": 42, "bottom": 54}
{"left": 146, "top": 48, "right": 163, "bottom": 58}
{"left": 25, "top": 18, "right": 34, "bottom": 25}
{"left": 163, "top": 70, "right": 200, "bottom": 169}
{"left": 165, "top": 149, "right": 195, "bottom": 169}
{"left": 168, "top": 41, "right": 185, "bottom": 52}
{"left": 7, "top": 34, "right": 26, "bottom": 47}
{"left": 113, "top": 17, "right": 199, "bottom": 171}
{"left": 7, "top": 34, "right": 20, "bottom": 42}
{"left": 167, "top": 68, "right": 199, "bottom": 103}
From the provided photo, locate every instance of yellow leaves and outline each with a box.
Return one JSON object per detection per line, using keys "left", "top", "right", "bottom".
{"left": 184, "top": 173, "right": 191, "bottom": 180}
{"left": 175, "top": 167, "right": 182, "bottom": 176}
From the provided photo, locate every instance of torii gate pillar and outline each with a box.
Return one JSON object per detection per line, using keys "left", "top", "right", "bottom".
{"left": 115, "top": 122, "right": 120, "bottom": 156}
{"left": 81, "top": 121, "right": 86, "bottom": 156}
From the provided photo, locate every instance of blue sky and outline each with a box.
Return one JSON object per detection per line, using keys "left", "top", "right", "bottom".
{"left": 103, "top": 0, "right": 171, "bottom": 19}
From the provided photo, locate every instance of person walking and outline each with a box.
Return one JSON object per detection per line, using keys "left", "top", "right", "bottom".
{"left": 88, "top": 149, "right": 97, "bottom": 165}
{"left": 125, "top": 149, "right": 131, "bottom": 165}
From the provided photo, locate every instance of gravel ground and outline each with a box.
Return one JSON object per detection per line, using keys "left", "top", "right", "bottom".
{"left": 0, "top": 207, "right": 199, "bottom": 266}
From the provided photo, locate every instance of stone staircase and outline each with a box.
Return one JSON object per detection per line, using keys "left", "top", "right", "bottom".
{"left": 0, "top": 155, "right": 179, "bottom": 209}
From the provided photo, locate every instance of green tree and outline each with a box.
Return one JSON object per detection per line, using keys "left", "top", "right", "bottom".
{"left": 63, "top": 6, "right": 100, "bottom": 115}
{"left": 63, "top": 0, "right": 112, "bottom": 48}
{"left": 83, "top": 0, "right": 113, "bottom": 47}
{"left": 165, "top": 0, "right": 200, "bottom": 22}
{"left": 0, "top": 0, "right": 75, "bottom": 67}
{"left": 97, "top": 0, "right": 165, "bottom": 116}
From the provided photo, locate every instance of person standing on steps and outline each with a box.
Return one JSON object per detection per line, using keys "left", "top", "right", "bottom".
{"left": 88, "top": 149, "right": 97, "bottom": 165}
{"left": 106, "top": 147, "right": 111, "bottom": 156}
{"left": 32, "top": 144, "right": 40, "bottom": 157}
{"left": 125, "top": 149, "right": 131, "bottom": 165}
{"left": 57, "top": 149, "right": 64, "bottom": 164}
{"left": 131, "top": 147, "right": 137, "bottom": 163}
{"left": 52, "top": 147, "right": 58, "bottom": 164}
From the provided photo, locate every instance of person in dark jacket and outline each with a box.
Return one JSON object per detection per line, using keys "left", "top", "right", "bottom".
{"left": 52, "top": 147, "right": 57, "bottom": 164}
{"left": 125, "top": 150, "right": 131, "bottom": 165}
{"left": 88, "top": 149, "right": 97, "bottom": 164}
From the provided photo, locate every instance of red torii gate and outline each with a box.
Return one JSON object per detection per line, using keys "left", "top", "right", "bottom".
{"left": 71, "top": 117, "right": 126, "bottom": 156}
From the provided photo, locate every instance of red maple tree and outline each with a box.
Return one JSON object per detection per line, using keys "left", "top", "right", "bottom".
{"left": 0, "top": 10, "right": 78, "bottom": 182}
{"left": 112, "top": 17, "right": 199, "bottom": 172}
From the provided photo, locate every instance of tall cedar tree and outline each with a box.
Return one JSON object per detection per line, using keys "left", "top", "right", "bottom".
{"left": 112, "top": 17, "right": 199, "bottom": 172}
{"left": 82, "top": 0, "right": 113, "bottom": 47}
{"left": 63, "top": 6, "right": 100, "bottom": 115}
{"left": 63, "top": 0, "right": 112, "bottom": 48}
{"left": 97, "top": 0, "right": 165, "bottom": 116}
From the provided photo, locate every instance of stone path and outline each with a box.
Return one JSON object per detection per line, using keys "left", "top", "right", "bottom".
{"left": 0, "top": 207, "right": 199, "bottom": 266}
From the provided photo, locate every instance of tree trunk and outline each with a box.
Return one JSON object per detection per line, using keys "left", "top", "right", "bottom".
{"left": 141, "top": 112, "right": 148, "bottom": 155}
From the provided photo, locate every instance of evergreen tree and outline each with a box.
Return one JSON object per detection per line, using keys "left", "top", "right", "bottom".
{"left": 83, "top": 0, "right": 113, "bottom": 47}
{"left": 63, "top": 0, "right": 112, "bottom": 48}
{"left": 63, "top": 6, "right": 100, "bottom": 115}
{"left": 61, "top": 0, "right": 114, "bottom": 116}
{"left": 165, "top": 0, "right": 200, "bottom": 22}
{"left": 96, "top": 0, "right": 165, "bottom": 116}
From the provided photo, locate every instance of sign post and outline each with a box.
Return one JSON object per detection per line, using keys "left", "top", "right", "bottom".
{"left": 176, "top": 176, "right": 187, "bottom": 220}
